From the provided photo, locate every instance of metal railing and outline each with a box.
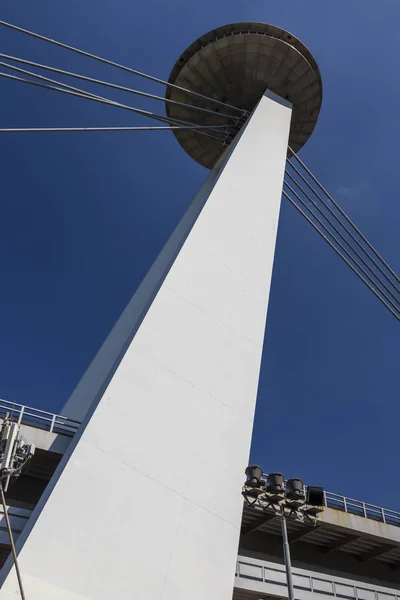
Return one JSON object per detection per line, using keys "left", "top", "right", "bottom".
{"left": 256, "top": 478, "right": 400, "bottom": 528}
{"left": 235, "top": 556, "right": 400, "bottom": 600}
{"left": 324, "top": 491, "right": 400, "bottom": 528}
{"left": 0, "top": 399, "right": 81, "bottom": 437}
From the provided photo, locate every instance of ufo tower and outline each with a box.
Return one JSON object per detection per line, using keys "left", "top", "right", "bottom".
{"left": 0, "top": 23, "right": 322, "bottom": 600}
{"left": 166, "top": 22, "right": 322, "bottom": 169}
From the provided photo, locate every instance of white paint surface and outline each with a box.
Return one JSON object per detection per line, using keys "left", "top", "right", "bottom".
{"left": 0, "top": 91, "right": 292, "bottom": 599}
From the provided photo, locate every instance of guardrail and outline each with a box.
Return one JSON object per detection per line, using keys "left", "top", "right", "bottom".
{"left": 0, "top": 399, "right": 81, "bottom": 437}
{"left": 235, "top": 556, "right": 400, "bottom": 600}
{"left": 324, "top": 491, "right": 400, "bottom": 528}
{"left": 256, "top": 479, "right": 400, "bottom": 529}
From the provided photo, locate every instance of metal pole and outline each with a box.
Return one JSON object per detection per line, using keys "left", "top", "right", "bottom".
{"left": 281, "top": 504, "right": 295, "bottom": 600}
{"left": 0, "top": 481, "right": 26, "bottom": 600}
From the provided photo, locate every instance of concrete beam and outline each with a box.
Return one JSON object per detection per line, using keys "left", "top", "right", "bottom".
{"left": 321, "top": 534, "right": 362, "bottom": 553}
{"left": 319, "top": 508, "right": 400, "bottom": 545}
{"left": 289, "top": 526, "right": 315, "bottom": 543}
{"left": 357, "top": 544, "right": 398, "bottom": 563}
{"left": 241, "top": 512, "right": 277, "bottom": 537}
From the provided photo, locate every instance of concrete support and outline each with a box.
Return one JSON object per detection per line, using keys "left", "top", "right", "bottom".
{"left": 0, "top": 90, "right": 292, "bottom": 599}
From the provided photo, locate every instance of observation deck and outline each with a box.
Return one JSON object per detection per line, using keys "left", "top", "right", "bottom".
{"left": 166, "top": 22, "right": 322, "bottom": 169}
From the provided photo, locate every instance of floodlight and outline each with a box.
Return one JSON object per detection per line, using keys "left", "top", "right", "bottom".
{"left": 266, "top": 472, "right": 284, "bottom": 494}
{"left": 306, "top": 486, "right": 325, "bottom": 506}
{"left": 286, "top": 478, "right": 305, "bottom": 500}
{"left": 245, "top": 465, "right": 263, "bottom": 488}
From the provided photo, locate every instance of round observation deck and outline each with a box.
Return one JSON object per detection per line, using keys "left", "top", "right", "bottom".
{"left": 166, "top": 22, "right": 322, "bottom": 169}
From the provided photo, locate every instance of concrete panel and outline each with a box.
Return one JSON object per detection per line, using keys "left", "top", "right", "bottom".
{"left": 2, "top": 570, "right": 91, "bottom": 599}
{"left": 161, "top": 501, "right": 239, "bottom": 600}
{"left": 320, "top": 508, "right": 400, "bottom": 544}
{"left": 7, "top": 442, "right": 185, "bottom": 599}
{"left": 18, "top": 424, "right": 72, "bottom": 454}
{"left": 335, "top": 582, "right": 357, "bottom": 597}
{"left": 83, "top": 349, "right": 253, "bottom": 527}
{"left": 0, "top": 90, "right": 292, "bottom": 599}
{"left": 313, "top": 578, "right": 334, "bottom": 593}
{"left": 131, "top": 286, "right": 263, "bottom": 422}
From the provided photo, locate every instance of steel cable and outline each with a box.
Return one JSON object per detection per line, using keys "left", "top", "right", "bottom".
{"left": 0, "top": 53, "right": 240, "bottom": 122}
{"left": 0, "top": 19, "right": 247, "bottom": 115}
{"left": 288, "top": 147, "right": 400, "bottom": 291}
{"left": 284, "top": 180, "right": 400, "bottom": 319}
{"left": 0, "top": 125, "right": 228, "bottom": 133}
{"left": 0, "top": 71, "right": 228, "bottom": 142}
{"left": 284, "top": 170, "right": 400, "bottom": 312}
{"left": 0, "top": 61, "right": 230, "bottom": 135}
{"left": 282, "top": 189, "right": 400, "bottom": 322}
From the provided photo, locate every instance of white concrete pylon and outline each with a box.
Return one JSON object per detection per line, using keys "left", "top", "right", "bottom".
{"left": 0, "top": 90, "right": 292, "bottom": 600}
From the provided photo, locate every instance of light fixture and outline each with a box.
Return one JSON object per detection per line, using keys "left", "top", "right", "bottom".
{"left": 245, "top": 465, "right": 263, "bottom": 488}
{"left": 266, "top": 472, "right": 284, "bottom": 494}
{"left": 306, "top": 486, "right": 325, "bottom": 507}
{"left": 241, "top": 466, "right": 325, "bottom": 600}
{"left": 286, "top": 478, "right": 305, "bottom": 500}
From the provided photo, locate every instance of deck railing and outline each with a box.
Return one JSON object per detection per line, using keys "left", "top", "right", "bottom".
{"left": 0, "top": 398, "right": 81, "bottom": 437}
{"left": 324, "top": 490, "right": 400, "bottom": 527}
{"left": 235, "top": 555, "right": 400, "bottom": 600}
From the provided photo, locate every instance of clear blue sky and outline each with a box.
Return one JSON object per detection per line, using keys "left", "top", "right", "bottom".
{"left": 1, "top": 1, "right": 399, "bottom": 508}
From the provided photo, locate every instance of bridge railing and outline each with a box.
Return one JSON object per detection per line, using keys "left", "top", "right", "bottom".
{"left": 0, "top": 399, "right": 81, "bottom": 437}
{"left": 253, "top": 478, "right": 400, "bottom": 529}
{"left": 235, "top": 555, "right": 400, "bottom": 600}
{"left": 324, "top": 490, "right": 400, "bottom": 527}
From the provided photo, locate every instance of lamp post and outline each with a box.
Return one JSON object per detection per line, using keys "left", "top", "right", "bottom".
{"left": 280, "top": 501, "right": 295, "bottom": 600}
{"left": 243, "top": 467, "right": 325, "bottom": 600}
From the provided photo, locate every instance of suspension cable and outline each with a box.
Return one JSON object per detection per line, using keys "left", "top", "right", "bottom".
{"left": 282, "top": 189, "right": 400, "bottom": 322}
{"left": 0, "top": 71, "right": 227, "bottom": 142}
{"left": 0, "top": 19, "right": 246, "bottom": 115}
{"left": 0, "top": 53, "right": 240, "bottom": 122}
{"left": 288, "top": 146, "right": 400, "bottom": 289}
{"left": 284, "top": 170, "right": 400, "bottom": 311}
{"left": 284, "top": 180, "right": 400, "bottom": 318}
{"left": 286, "top": 158, "right": 400, "bottom": 297}
{"left": 0, "top": 125, "right": 227, "bottom": 133}
{"left": 0, "top": 60, "right": 230, "bottom": 137}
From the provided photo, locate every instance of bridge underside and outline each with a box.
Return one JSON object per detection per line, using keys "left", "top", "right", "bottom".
{"left": 240, "top": 503, "right": 400, "bottom": 587}
{"left": 233, "top": 591, "right": 276, "bottom": 600}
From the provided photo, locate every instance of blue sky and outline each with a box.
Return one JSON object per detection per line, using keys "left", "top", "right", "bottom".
{"left": 1, "top": 0, "right": 399, "bottom": 508}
